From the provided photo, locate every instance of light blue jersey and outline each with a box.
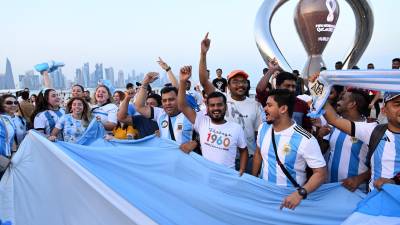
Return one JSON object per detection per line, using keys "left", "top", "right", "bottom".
{"left": 55, "top": 114, "right": 87, "bottom": 143}
{"left": 152, "top": 107, "right": 193, "bottom": 144}
{"left": 257, "top": 122, "right": 325, "bottom": 187}
{"left": 354, "top": 122, "right": 400, "bottom": 190}
{"left": 328, "top": 127, "right": 368, "bottom": 183}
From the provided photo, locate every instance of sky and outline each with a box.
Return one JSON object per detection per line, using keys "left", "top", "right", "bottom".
{"left": 0, "top": 0, "right": 399, "bottom": 87}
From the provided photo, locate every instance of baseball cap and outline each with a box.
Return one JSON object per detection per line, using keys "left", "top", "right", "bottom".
{"left": 227, "top": 70, "right": 249, "bottom": 80}
{"left": 384, "top": 92, "right": 400, "bottom": 104}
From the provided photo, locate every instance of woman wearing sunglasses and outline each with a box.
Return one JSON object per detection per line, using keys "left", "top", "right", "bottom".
{"left": 0, "top": 94, "right": 28, "bottom": 157}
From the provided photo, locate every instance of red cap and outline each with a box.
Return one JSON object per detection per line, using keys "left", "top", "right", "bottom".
{"left": 227, "top": 70, "right": 249, "bottom": 80}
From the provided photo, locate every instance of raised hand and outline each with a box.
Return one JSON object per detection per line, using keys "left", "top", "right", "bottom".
{"left": 200, "top": 32, "right": 211, "bottom": 54}
{"left": 157, "top": 57, "right": 170, "bottom": 71}
{"left": 180, "top": 66, "right": 192, "bottom": 82}
{"left": 143, "top": 72, "right": 159, "bottom": 85}
{"left": 125, "top": 89, "right": 136, "bottom": 100}
{"left": 268, "top": 58, "right": 282, "bottom": 72}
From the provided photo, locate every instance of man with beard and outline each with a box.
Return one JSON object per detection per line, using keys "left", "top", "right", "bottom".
{"left": 199, "top": 33, "right": 263, "bottom": 173}
{"left": 322, "top": 89, "right": 371, "bottom": 192}
{"left": 252, "top": 89, "right": 326, "bottom": 210}
{"left": 178, "top": 66, "right": 248, "bottom": 175}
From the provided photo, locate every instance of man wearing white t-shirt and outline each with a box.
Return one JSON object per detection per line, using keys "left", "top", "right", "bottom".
{"left": 198, "top": 33, "right": 262, "bottom": 172}
{"left": 252, "top": 89, "right": 327, "bottom": 210}
{"left": 177, "top": 66, "right": 248, "bottom": 175}
{"left": 323, "top": 91, "right": 400, "bottom": 190}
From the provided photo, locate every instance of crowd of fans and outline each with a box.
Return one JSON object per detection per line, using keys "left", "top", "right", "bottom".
{"left": 1, "top": 34, "right": 399, "bottom": 210}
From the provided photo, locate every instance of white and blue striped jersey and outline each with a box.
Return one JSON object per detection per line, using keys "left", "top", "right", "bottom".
{"left": 152, "top": 107, "right": 193, "bottom": 145}
{"left": 354, "top": 122, "right": 400, "bottom": 190}
{"left": 0, "top": 115, "right": 15, "bottom": 157}
{"left": 257, "top": 122, "right": 326, "bottom": 187}
{"left": 328, "top": 127, "right": 369, "bottom": 182}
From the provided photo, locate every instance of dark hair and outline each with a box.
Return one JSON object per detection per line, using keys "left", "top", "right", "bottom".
{"left": 268, "top": 89, "right": 296, "bottom": 117}
{"left": 263, "top": 68, "right": 269, "bottom": 74}
{"left": 276, "top": 71, "right": 296, "bottom": 87}
{"left": 332, "top": 85, "right": 344, "bottom": 95}
{"left": 31, "top": 89, "right": 57, "bottom": 123}
{"left": 352, "top": 65, "right": 360, "bottom": 70}
{"left": 114, "top": 90, "right": 125, "bottom": 102}
{"left": 66, "top": 97, "right": 92, "bottom": 125}
{"left": 0, "top": 94, "right": 17, "bottom": 114}
{"left": 347, "top": 88, "right": 369, "bottom": 117}
{"left": 216, "top": 68, "right": 222, "bottom": 72}
{"left": 21, "top": 91, "right": 30, "bottom": 100}
{"left": 72, "top": 84, "right": 84, "bottom": 92}
{"left": 292, "top": 70, "right": 300, "bottom": 76}
{"left": 320, "top": 66, "right": 327, "bottom": 71}
{"left": 147, "top": 93, "right": 162, "bottom": 107}
{"left": 160, "top": 86, "right": 178, "bottom": 96}
{"left": 94, "top": 85, "right": 113, "bottom": 105}
{"left": 206, "top": 91, "right": 227, "bottom": 105}
{"left": 392, "top": 58, "right": 400, "bottom": 63}
{"left": 335, "top": 61, "right": 343, "bottom": 65}
{"left": 126, "top": 83, "right": 134, "bottom": 89}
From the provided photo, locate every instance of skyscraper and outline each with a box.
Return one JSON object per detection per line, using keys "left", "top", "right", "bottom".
{"left": 75, "top": 68, "right": 84, "bottom": 85}
{"left": 3, "top": 58, "right": 15, "bottom": 89}
{"left": 105, "top": 67, "right": 115, "bottom": 85}
{"left": 83, "top": 63, "right": 90, "bottom": 87}
{"left": 94, "top": 63, "right": 103, "bottom": 85}
{"left": 117, "top": 70, "right": 124, "bottom": 88}
{"left": 18, "top": 70, "right": 41, "bottom": 90}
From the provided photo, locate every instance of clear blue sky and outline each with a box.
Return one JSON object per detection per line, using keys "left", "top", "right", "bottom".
{"left": 0, "top": 0, "right": 399, "bottom": 86}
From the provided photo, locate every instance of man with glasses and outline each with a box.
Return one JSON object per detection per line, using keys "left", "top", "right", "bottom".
{"left": 198, "top": 33, "right": 263, "bottom": 173}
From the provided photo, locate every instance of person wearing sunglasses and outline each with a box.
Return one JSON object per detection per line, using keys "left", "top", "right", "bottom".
{"left": 0, "top": 94, "right": 28, "bottom": 157}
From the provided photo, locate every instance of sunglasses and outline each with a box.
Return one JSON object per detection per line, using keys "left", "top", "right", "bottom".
{"left": 5, "top": 101, "right": 18, "bottom": 105}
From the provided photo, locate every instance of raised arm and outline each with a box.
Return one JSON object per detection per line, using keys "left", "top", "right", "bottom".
{"left": 117, "top": 89, "right": 135, "bottom": 124}
{"left": 157, "top": 57, "right": 178, "bottom": 87}
{"left": 41, "top": 71, "right": 53, "bottom": 89}
{"left": 199, "top": 33, "right": 216, "bottom": 95}
{"left": 323, "top": 102, "right": 353, "bottom": 136}
{"left": 256, "top": 59, "right": 282, "bottom": 93}
{"left": 134, "top": 72, "right": 159, "bottom": 118}
{"left": 178, "top": 66, "right": 196, "bottom": 124}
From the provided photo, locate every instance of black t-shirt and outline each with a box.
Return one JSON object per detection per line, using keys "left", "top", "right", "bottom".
{"left": 131, "top": 115, "right": 159, "bottom": 138}
{"left": 212, "top": 78, "right": 228, "bottom": 92}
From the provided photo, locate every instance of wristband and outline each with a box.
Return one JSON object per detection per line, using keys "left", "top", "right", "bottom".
{"left": 165, "top": 66, "right": 171, "bottom": 72}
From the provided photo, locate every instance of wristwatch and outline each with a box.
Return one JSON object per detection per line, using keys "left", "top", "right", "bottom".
{"left": 297, "top": 187, "right": 308, "bottom": 199}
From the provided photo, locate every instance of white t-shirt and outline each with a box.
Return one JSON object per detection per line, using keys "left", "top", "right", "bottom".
{"left": 34, "top": 109, "right": 65, "bottom": 135}
{"left": 9, "top": 115, "right": 27, "bottom": 145}
{"left": 328, "top": 126, "right": 369, "bottom": 183}
{"left": 257, "top": 122, "right": 326, "bottom": 187}
{"left": 225, "top": 95, "right": 263, "bottom": 155}
{"left": 194, "top": 112, "right": 247, "bottom": 168}
{"left": 353, "top": 121, "right": 400, "bottom": 190}
{"left": 92, "top": 103, "right": 118, "bottom": 124}
{"left": 152, "top": 107, "right": 193, "bottom": 145}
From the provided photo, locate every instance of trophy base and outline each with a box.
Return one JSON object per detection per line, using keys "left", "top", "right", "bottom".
{"left": 302, "top": 55, "right": 325, "bottom": 79}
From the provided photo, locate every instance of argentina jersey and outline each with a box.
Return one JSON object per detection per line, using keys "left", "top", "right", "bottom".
{"left": 152, "top": 107, "right": 193, "bottom": 144}
{"left": 328, "top": 127, "right": 368, "bottom": 183}
{"left": 353, "top": 121, "right": 400, "bottom": 190}
{"left": 257, "top": 122, "right": 325, "bottom": 187}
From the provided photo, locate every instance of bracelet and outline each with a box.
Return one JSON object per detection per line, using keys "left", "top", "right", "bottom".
{"left": 165, "top": 66, "right": 171, "bottom": 72}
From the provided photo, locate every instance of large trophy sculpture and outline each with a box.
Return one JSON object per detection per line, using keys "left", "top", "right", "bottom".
{"left": 254, "top": 0, "right": 374, "bottom": 78}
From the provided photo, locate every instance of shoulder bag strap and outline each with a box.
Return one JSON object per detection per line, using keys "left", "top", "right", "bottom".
{"left": 168, "top": 116, "right": 176, "bottom": 141}
{"left": 271, "top": 129, "right": 300, "bottom": 188}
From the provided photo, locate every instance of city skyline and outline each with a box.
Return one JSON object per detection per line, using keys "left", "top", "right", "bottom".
{"left": 1, "top": 1, "right": 399, "bottom": 90}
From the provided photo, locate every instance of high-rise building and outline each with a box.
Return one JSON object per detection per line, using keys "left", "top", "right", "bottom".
{"left": 105, "top": 67, "right": 115, "bottom": 85}
{"left": 94, "top": 63, "right": 103, "bottom": 85}
{"left": 18, "top": 70, "right": 41, "bottom": 90}
{"left": 4, "top": 58, "right": 15, "bottom": 89}
{"left": 82, "top": 63, "right": 90, "bottom": 87}
{"left": 117, "top": 70, "right": 125, "bottom": 88}
{"left": 50, "top": 68, "right": 66, "bottom": 89}
{"left": 75, "top": 68, "right": 84, "bottom": 85}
